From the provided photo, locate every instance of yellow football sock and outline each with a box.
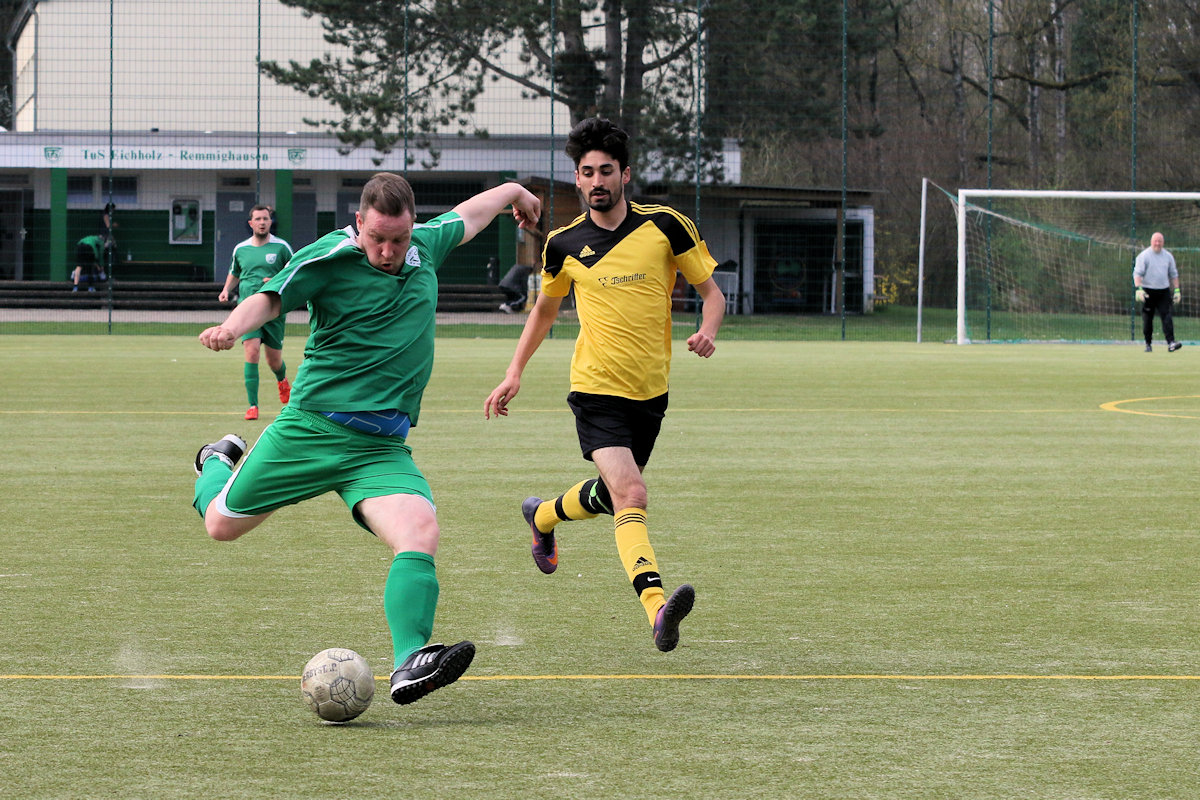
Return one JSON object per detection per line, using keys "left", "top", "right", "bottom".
{"left": 559, "top": 480, "right": 600, "bottom": 522}
{"left": 614, "top": 507, "right": 665, "bottom": 625}
{"left": 534, "top": 480, "right": 600, "bottom": 533}
{"left": 533, "top": 500, "right": 560, "bottom": 534}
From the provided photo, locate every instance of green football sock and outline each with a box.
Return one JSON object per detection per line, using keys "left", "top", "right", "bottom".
{"left": 272, "top": 362, "right": 287, "bottom": 382}
{"left": 244, "top": 362, "right": 259, "bottom": 407}
{"left": 192, "top": 457, "right": 232, "bottom": 518}
{"left": 384, "top": 551, "right": 439, "bottom": 668}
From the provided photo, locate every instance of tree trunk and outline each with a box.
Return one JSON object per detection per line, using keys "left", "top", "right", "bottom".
{"left": 621, "top": 0, "right": 649, "bottom": 144}
{"left": 558, "top": 0, "right": 594, "bottom": 122}
{"left": 1028, "top": 40, "right": 1041, "bottom": 185}
{"left": 951, "top": 29, "right": 969, "bottom": 185}
{"left": 600, "top": 0, "right": 624, "bottom": 118}
{"left": 1053, "top": 0, "right": 1066, "bottom": 185}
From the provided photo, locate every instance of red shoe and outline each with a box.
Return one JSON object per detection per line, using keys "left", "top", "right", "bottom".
{"left": 278, "top": 378, "right": 291, "bottom": 404}
{"left": 244, "top": 406, "right": 259, "bottom": 420}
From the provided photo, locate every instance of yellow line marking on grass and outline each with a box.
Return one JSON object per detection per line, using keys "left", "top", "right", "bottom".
{"left": 1100, "top": 396, "right": 1200, "bottom": 419}
{"left": 1, "top": 674, "right": 301, "bottom": 680}
{"left": 465, "top": 674, "right": 1200, "bottom": 681}
{"left": 3, "top": 673, "right": 1199, "bottom": 682}
{"left": 475, "top": 407, "right": 1105, "bottom": 416}
{"left": 0, "top": 410, "right": 564, "bottom": 416}
{"left": 0, "top": 410, "right": 273, "bottom": 416}
{"left": 0, "top": 408, "right": 1099, "bottom": 417}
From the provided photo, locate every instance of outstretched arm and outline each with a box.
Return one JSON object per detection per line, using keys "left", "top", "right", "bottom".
{"left": 454, "top": 183, "right": 541, "bottom": 246}
{"left": 686, "top": 277, "right": 725, "bottom": 358}
{"left": 199, "top": 291, "right": 281, "bottom": 351}
{"left": 218, "top": 271, "right": 238, "bottom": 303}
{"left": 484, "top": 291, "right": 563, "bottom": 419}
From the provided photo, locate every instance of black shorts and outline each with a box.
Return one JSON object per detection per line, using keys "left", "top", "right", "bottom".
{"left": 567, "top": 391, "right": 668, "bottom": 467}
{"left": 75, "top": 243, "right": 98, "bottom": 267}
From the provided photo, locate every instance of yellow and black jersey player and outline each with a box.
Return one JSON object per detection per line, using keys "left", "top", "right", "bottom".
{"left": 542, "top": 200, "right": 715, "bottom": 400}
{"left": 485, "top": 116, "right": 725, "bottom": 653}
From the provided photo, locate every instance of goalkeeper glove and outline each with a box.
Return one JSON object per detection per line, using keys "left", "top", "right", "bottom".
{"left": 1135, "top": 288, "right": 1147, "bottom": 303}
{"left": 1174, "top": 289, "right": 1181, "bottom": 304}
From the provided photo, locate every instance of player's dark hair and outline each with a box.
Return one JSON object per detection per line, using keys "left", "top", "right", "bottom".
{"left": 250, "top": 204, "right": 273, "bottom": 218}
{"left": 565, "top": 117, "right": 630, "bottom": 171}
{"left": 360, "top": 172, "right": 416, "bottom": 218}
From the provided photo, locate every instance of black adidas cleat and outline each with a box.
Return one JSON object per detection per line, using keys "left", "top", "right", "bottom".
{"left": 653, "top": 584, "right": 695, "bottom": 652}
{"left": 389, "top": 641, "right": 475, "bottom": 705}
{"left": 193, "top": 434, "right": 247, "bottom": 476}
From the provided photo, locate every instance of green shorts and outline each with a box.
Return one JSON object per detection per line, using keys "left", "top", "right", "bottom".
{"left": 241, "top": 313, "right": 285, "bottom": 350}
{"left": 216, "top": 406, "right": 432, "bottom": 532}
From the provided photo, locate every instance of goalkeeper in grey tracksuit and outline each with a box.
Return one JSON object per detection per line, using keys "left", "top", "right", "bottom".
{"left": 1133, "top": 231, "right": 1181, "bottom": 352}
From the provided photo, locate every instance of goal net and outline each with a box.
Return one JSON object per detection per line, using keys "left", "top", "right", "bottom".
{"left": 952, "top": 189, "right": 1200, "bottom": 344}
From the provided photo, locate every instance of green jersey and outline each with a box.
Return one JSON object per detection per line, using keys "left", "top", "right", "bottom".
{"left": 231, "top": 235, "right": 293, "bottom": 298}
{"left": 77, "top": 234, "right": 106, "bottom": 261}
{"left": 262, "top": 211, "right": 464, "bottom": 425}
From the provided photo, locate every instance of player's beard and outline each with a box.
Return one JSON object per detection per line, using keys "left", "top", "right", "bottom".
{"left": 585, "top": 183, "right": 623, "bottom": 213}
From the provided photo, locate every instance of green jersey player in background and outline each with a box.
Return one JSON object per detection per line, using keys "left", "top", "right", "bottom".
{"left": 70, "top": 233, "right": 110, "bottom": 291}
{"left": 191, "top": 173, "right": 541, "bottom": 706}
{"left": 219, "top": 205, "right": 294, "bottom": 420}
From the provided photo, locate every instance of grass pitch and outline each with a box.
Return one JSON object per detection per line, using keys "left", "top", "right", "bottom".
{"left": 1, "top": 336, "right": 1199, "bottom": 798}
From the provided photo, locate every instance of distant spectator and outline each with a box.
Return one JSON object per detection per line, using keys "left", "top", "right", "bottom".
{"left": 1133, "top": 231, "right": 1182, "bottom": 352}
{"left": 71, "top": 233, "right": 110, "bottom": 292}
{"left": 498, "top": 263, "right": 534, "bottom": 313}
{"left": 100, "top": 203, "right": 116, "bottom": 244}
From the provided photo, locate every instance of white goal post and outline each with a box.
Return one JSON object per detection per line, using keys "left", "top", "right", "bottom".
{"left": 955, "top": 189, "right": 1200, "bottom": 344}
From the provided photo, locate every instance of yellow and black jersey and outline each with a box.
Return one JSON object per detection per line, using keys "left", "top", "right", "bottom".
{"left": 541, "top": 200, "right": 716, "bottom": 400}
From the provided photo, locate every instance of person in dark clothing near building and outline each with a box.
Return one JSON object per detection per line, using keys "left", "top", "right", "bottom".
{"left": 498, "top": 263, "right": 534, "bottom": 313}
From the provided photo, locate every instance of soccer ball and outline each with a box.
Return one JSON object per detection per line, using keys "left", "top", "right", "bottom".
{"left": 300, "top": 648, "right": 375, "bottom": 722}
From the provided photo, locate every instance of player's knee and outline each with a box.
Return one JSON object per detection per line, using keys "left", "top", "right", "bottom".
{"left": 406, "top": 523, "right": 440, "bottom": 555}
{"left": 357, "top": 495, "right": 440, "bottom": 555}
{"left": 611, "top": 484, "right": 648, "bottom": 512}
{"left": 393, "top": 513, "right": 440, "bottom": 556}
{"left": 204, "top": 513, "right": 244, "bottom": 542}
{"left": 205, "top": 524, "right": 238, "bottom": 542}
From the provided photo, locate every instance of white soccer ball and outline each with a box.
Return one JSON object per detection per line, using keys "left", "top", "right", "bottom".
{"left": 300, "top": 648, "right": 375, "bottom": 722}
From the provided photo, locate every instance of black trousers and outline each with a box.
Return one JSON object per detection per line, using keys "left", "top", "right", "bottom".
{"left": 1142, "top": 287, "right": 1175, "bottom": 344}
{"left": 500, "top": 286, "right": 526, "bottom": 309}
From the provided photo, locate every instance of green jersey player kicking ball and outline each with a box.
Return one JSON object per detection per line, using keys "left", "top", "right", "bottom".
{"left": 192, "top": 173, "right": 541, "bottom": 705}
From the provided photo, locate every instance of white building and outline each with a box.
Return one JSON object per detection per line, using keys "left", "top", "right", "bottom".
{"left": 0, "top": 0, "right": 872, "bottom": 316}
